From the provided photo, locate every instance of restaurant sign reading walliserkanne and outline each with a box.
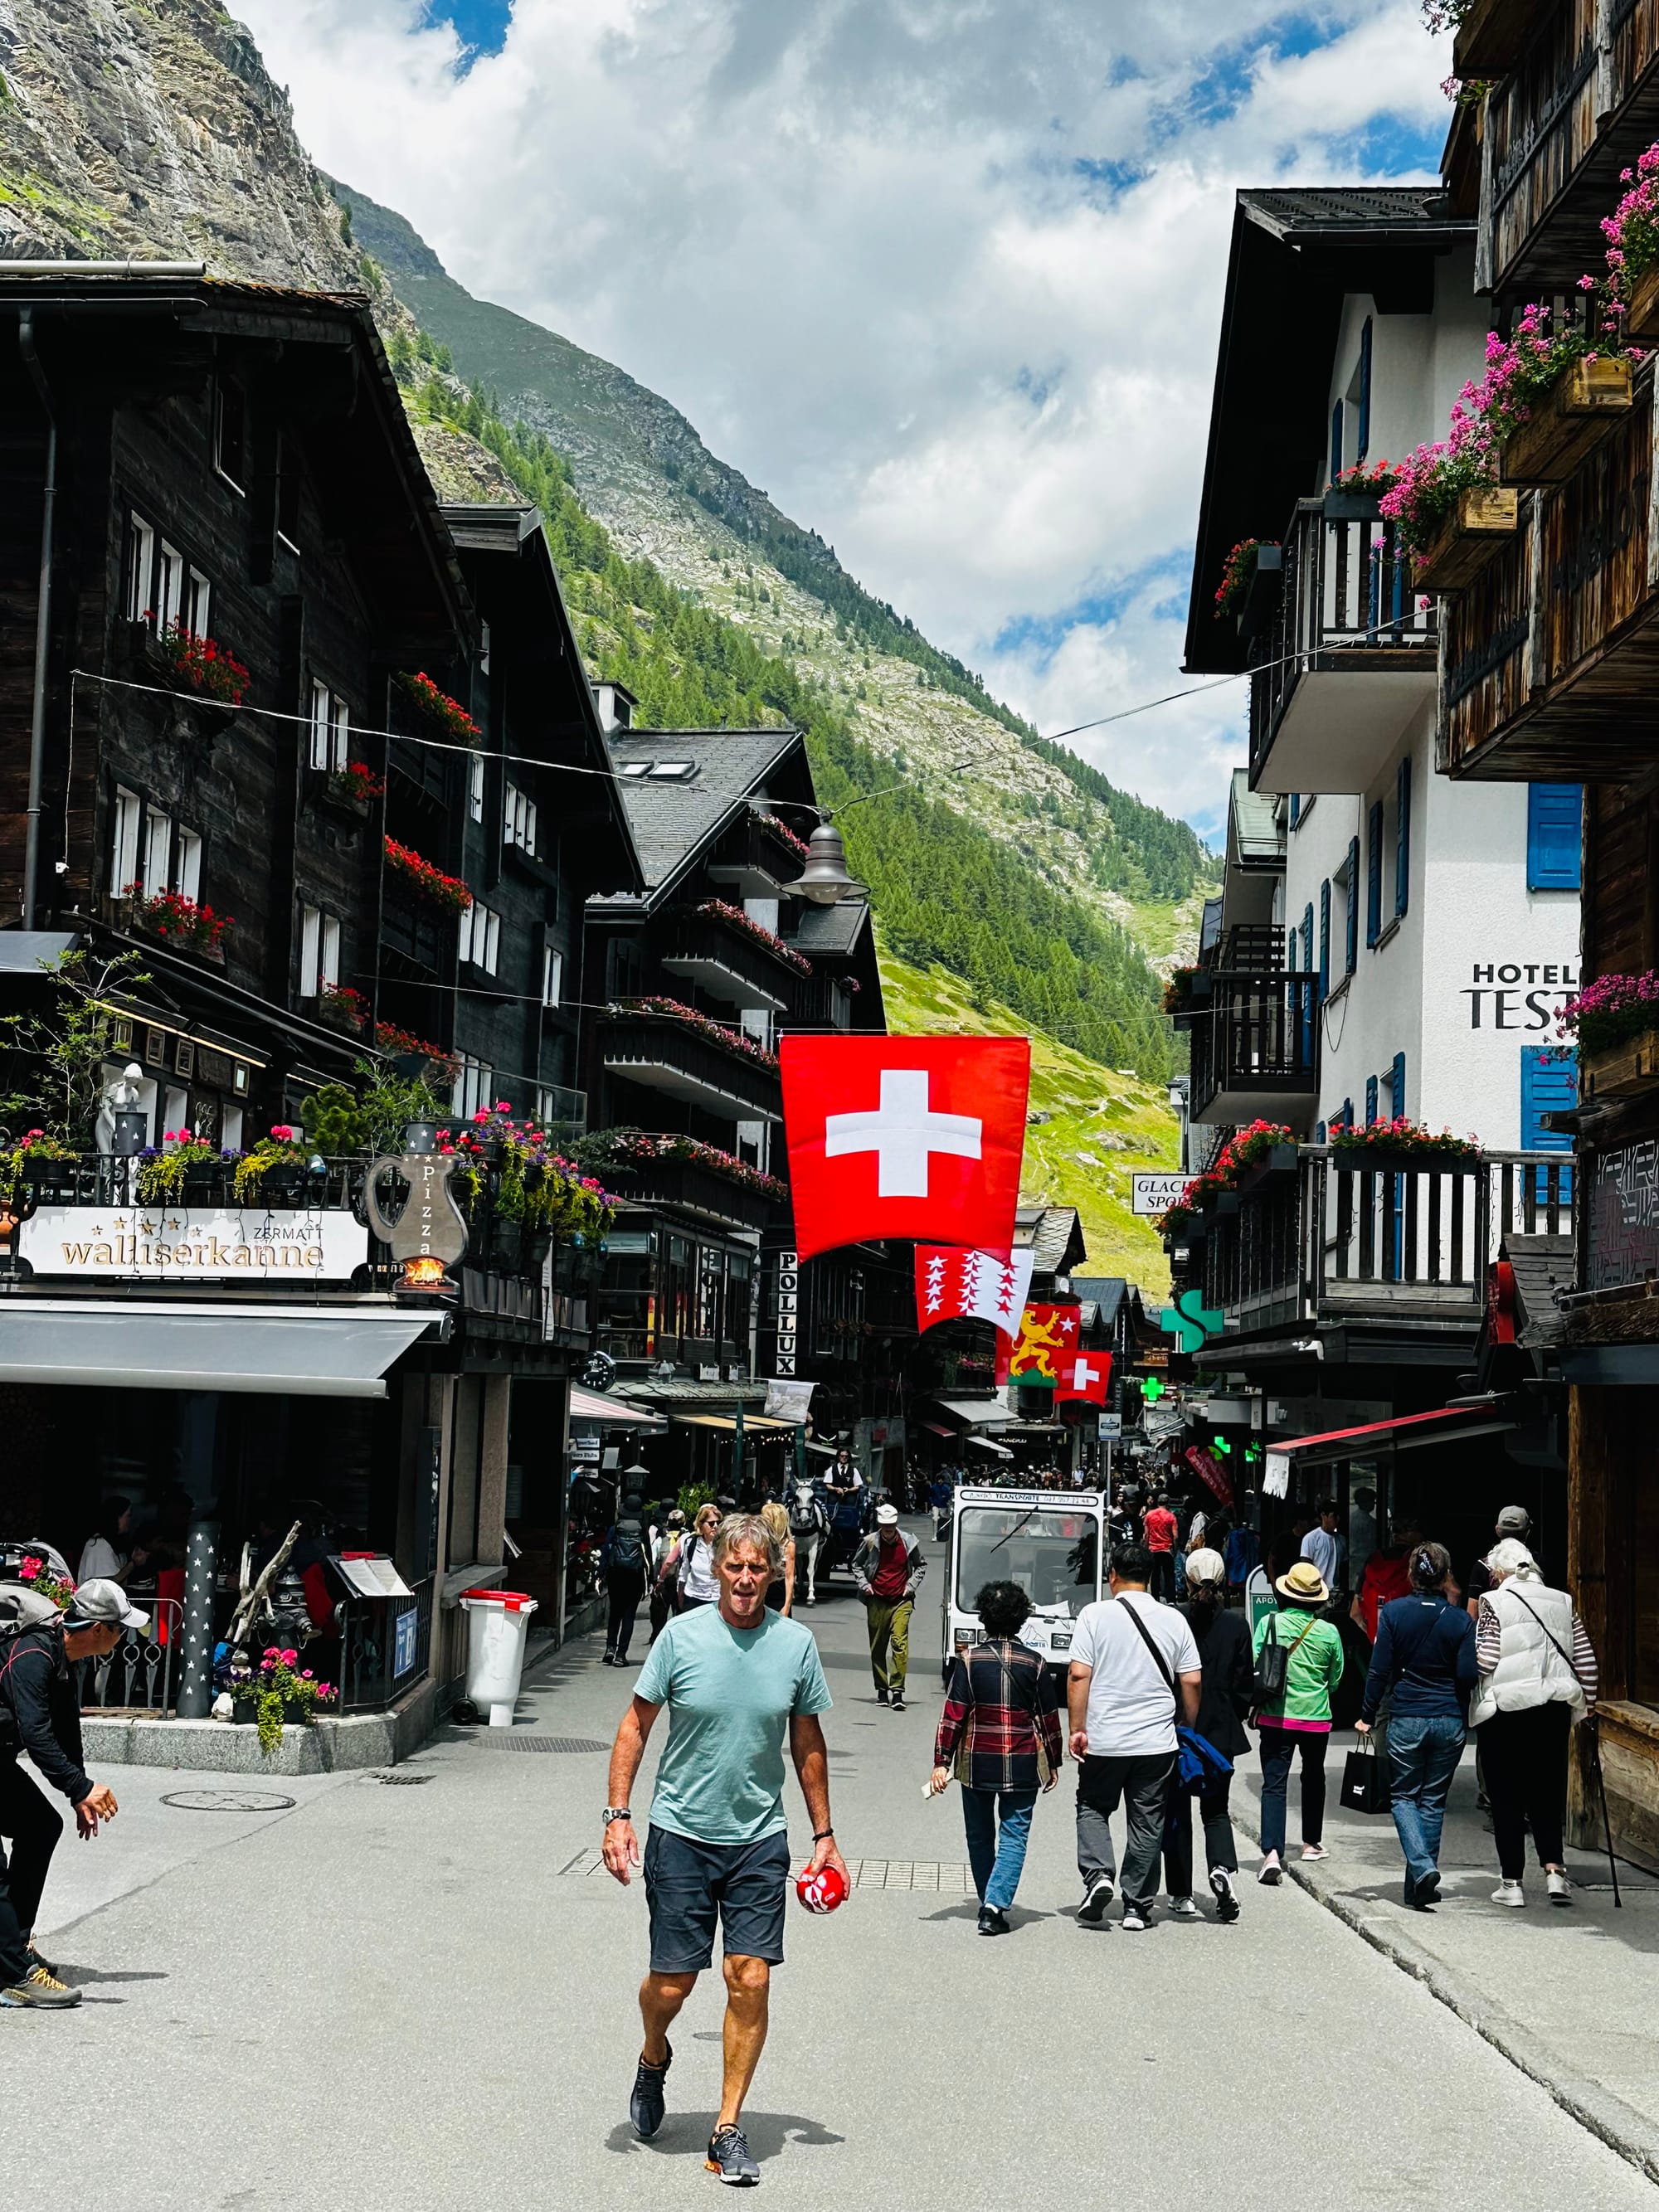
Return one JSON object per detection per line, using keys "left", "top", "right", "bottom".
{"left": 17, "top": 1205, "right": 368, "bottom": 1281}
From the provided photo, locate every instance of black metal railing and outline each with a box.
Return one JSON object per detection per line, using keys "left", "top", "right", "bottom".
{"left": 79, "top": 1598, "right": 182, "bottom": 1714}
{"left": 613, "top": 1153, "right": 784, "bottom": 1232}
{"left": 1189, "top": 970, "right": 1320, "bottom": 1121}
{"left": 659, "top": 908, "right": 804, "bottom": 1011}
{"left": 600, "top": 1009, "right": 784, "bottom": 1122}
{"left": 338, "top": 1577, "right": 432, "bottom": 1713}
{"left": 1250, "top": 498, "right": 1433, "bottom": 780}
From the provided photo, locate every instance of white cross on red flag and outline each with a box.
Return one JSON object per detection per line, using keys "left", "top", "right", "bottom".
{"left": 913, "top": 1245, "right": 1036, "bottom": 1340}
{"left": 779, "top": 1036, "right": 1030, "bottom": 1262}
{"left": 1056, "top": 1350, "right": 1112, "bottom": 1405}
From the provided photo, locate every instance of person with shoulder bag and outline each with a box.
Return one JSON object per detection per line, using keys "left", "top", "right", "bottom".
{"left": 1168, "top": 1548, "right": 1253, "bottom": 1922}
{"left": 1472, "top": 1539, "right": 1597, "bottom": 1907}
{"left": 930, "top": 1579, "right": 1063, "bottom": 1936}
{"left": 1252, "top": 1558, "right": 1345, "bottom": 1884}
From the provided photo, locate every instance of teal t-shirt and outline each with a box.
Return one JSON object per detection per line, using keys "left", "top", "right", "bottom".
{"left": 635, "top": 1605, "right": 832, "bottom": 1845}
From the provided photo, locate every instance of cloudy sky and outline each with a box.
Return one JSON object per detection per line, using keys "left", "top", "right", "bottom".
{"left": 236, "top": 0, "right": 1452, "bottom": 839}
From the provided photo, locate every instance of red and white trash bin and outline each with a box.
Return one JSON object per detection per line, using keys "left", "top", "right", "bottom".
{"left": 459, "top": 1587, "right": 539, "bottom": 1727}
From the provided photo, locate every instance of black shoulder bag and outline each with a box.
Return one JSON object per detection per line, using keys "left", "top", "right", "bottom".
{"left": 1253, "top": 1609, "right": 1318, "bottom": 1703}
{"left": 1121, "top": 1602, "right": 1233, "bottom": 1795}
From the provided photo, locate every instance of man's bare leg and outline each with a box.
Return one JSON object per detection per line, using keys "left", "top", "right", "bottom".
{"left": 717, "top": 1954, "right": 770, "bottom": 2127}
{"left": 640, "top": 1967, "right": 696, "bottom": 2064}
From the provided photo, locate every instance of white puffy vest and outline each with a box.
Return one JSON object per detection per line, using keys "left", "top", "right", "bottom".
{"left": 1470, "top": 1579, "right": 1585, "bottom": 1728}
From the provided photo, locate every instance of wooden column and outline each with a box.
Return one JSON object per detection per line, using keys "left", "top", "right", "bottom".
{"left": 476, "top": 1375, "right": 512, "bottom": 1571}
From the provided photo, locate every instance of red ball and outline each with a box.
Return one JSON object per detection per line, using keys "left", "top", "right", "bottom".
{"left": 795, "top": 1862, "right": 849, "bottom": 1914}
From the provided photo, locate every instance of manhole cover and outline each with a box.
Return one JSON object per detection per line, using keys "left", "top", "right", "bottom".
{"left": 473, "top": 1733, "right": 608, "bottom": 1754}
{"left": 367, "top": 1770, "right": 435, "bottom": 1785}
{"left": 161, "top": 1789, "right": 296, "bottom": 1814}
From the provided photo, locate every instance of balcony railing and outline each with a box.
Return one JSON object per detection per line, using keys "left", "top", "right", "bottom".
{"left": 659, "top": 908, "right": 803, "bottom": 1013}
{"left": 1193, "top": 1147, "right": 1574, "bottom": 1339}
{"left": 611, "top": 1152, "right": 783, "bottom": 1232}
{"left": 704, "top": 813, "right": 811, "bottom": 898}
{"left": 1440, "top": 358, "right": 1658, "bottom": 780}
{"left": 1187, "top": 926, "right": 1319, "bottom": 1128}
{"left": 600, "top": 1009, "right": 783, "bottom": 1123}
{"left": 1249, "top": 498, "right": 1435, "bottom": 795}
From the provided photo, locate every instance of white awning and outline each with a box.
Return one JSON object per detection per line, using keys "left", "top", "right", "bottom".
{"left": 0, "top": 1301, "right": 433, "bottom": 1397}
{"left": 568, "top": 1386, "right": 666, "bottom": 1427}
{"left": 966, "top": 1435, "right": 1014, "bottom": 1459}
{"left": 931, "top": 1396, "right": 1014, "bottom": 1430}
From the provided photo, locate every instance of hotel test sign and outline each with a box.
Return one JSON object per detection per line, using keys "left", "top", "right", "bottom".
{"left": 17, "top": 1206, "right": 368, "bottom": 1281}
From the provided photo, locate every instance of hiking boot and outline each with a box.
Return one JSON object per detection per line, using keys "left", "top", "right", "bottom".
{"left": 706, "top": 2123, "right": 760, "bottom": 2185}
{"left": 1491, "top": 1880, "right": 1525, "bottom": 1908}
{"left": 1547, "top": 1869, "right": 1573, "bottom": 1906}
{"left": 1078, "top": 1874, "right": 1115, "bottom": 1924}
{"left": 977, "top": 1905, "right": 1010, "bottom": 1936}
{"left": 1209, "top": 1868, "right": 1240, "bottom": 1923}
{"left": 1168, "top": 1895, "right": 1200, "bottom": 1920}
{"left": 0, "top": 1963, "right": 80, "bottom": 2009}
{"left": 23, "top": 1939, "right": 59, "bottom": 1977}
{"left": 629, "top": 2041, "right": 672, "bottom": 2139}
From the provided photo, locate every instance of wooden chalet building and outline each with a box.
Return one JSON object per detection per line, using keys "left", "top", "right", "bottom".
{"left": 0, "top": 266, "right": 639, "bottom": 1732}
{"left": 1431, "top": 0, "right": 1659, "bottom": 1868}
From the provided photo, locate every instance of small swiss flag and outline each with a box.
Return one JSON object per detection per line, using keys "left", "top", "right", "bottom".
{"left": 1057, "top": 1350, "right": 1112, "bottom": 1406}
{"left": 780, "top": 1036, "right": 1029, "bottom": 1263}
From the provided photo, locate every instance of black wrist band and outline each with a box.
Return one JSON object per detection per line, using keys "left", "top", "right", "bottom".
{"left": 812, "top": 1827, "right": 834, "bottom": 1841}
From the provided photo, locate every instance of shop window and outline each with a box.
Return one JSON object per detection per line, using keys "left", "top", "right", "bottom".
{"left": 660, "top": 1234, "right": 693, "bottom": 1353}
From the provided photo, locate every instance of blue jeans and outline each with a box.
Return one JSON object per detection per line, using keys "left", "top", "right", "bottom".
{"left": 961, "top": 1787, "right": 1038, "bottom": 1911}
{"left": 1386, "top": 1714, "right": 1466, "bottom": 1898}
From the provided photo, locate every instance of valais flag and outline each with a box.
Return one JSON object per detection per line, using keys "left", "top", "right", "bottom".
{"left": 914, "top": 1246, "right": 1036, "bottom": 1340}
{"left": 779, "top": 1035, "right": 1029, "bottom": 1263}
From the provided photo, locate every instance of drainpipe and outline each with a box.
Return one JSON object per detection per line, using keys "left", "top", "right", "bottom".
{"left": 18, "top": 308, "right": 56, "bottom": 931}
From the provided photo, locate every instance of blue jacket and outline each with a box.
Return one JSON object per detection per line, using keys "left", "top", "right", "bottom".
{"left": 1361, "top": 1592, "right": 1477, "bottom": 1723}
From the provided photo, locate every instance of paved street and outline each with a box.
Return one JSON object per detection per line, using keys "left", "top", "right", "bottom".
{"left": 13, "top": 1529, "right": 1659, "bottom": 2210}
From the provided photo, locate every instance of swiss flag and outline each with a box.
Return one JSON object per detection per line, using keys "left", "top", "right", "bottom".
{"left": 1056, "top": 1350, "right": 1112, "bottom": 1405}
{"left": 780, "top": 1036, "right": 1029, "bottom": 1263}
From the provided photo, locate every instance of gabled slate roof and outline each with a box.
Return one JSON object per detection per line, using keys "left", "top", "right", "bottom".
{"left": 596, "top": 726, "right": 802, "bottom": 905}
{"left": 787, "top": 897, "right": 872, "bottom": 957}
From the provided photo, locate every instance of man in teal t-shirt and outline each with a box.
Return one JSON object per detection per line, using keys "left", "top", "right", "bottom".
{"left": 604, "top": 1510, "right": 845, "bottom": 2187}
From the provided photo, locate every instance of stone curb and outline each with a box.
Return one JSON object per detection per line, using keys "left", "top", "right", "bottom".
{"left": 1232, "top": 1793, "right": 1659, "bottom": 2185}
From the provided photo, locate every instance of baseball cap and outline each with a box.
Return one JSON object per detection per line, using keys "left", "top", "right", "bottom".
{"left": 876, "top": 1502, "right": 899, "bottom": 1525}
{"left": 65, "top": 1578, "right": 148, "bottom": 1632}
{"left": 1496, "top": 1505, "right": 1531, "bottom": 1534}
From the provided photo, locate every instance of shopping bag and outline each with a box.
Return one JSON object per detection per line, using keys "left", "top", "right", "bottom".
{"left": 1340, "top": 1737, "right": 1389, "bottom": 1816}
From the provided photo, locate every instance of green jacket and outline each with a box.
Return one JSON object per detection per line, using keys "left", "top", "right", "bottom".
{"left": 1252, "top": 1602, "right": 1345, "bottom": 1723}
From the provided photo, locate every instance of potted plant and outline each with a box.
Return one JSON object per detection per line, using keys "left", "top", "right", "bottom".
{"left": 123, "top": 883, "right": 234, "bottom": 960}
{"left": 394, "top": 670, "right": 482, "bottom": 749}
{"left": 1324, "top": 459, "right": 1401, "bottom": 521}
{"left": 148, "top": 618, "right": 251, "bottom": 707}
{"left": 229, "top": 1646, "right": 338, "bottom": 1755}
{"left": 1471, "top": 306, "right": 1632, "bottom": 487}
{"left": 1329, "top": 1116, "right": 1482, "bottom": 1174}
{"left": 315, "top": 981, "right": 368, "bottom": 1035}
{"left": 4, "top": 1130, "right": 80, "bottom": 1202}
{"left": 1213, "top": 538, "right": 1281, "bottom": 639}
{"left": 234, "top": 1125, "right": 313, "bottom": 1204}
{"left": 383, "top": 837, "right": 472, "bottom": 914}
{"left": 1161, "top": 964, "right": 1212, "bottom": 1021}
{"left": 1559, "top": 971, "right": 1659, "bottom": 1098}
{"left": 1379, "top": 413, "right": 1511, "bottom": 588}
{"left": 325, "top": 761, "right": 386, "bottom": 815}
{"left": 1602, "top": 143, "right": 1659, "bottom": 342}
{"left": 136, "top": 1132, "right": 225, "bottom": 1203}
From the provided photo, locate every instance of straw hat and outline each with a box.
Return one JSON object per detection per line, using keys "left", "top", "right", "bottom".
{"left": 1274, "top": 1559, "right": 1329, "bottom": 1606}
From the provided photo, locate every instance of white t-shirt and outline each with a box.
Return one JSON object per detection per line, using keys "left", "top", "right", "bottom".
{"left": 1070, "top": 1592, "right": 1201, "bottom": 1757}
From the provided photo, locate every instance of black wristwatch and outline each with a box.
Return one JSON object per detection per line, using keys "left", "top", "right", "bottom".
{"left": 812, "top": 1827, "right": 834, "bottom": 1842}
{"left": 603, "top": 1806, "right": 633, "bottom": 1826}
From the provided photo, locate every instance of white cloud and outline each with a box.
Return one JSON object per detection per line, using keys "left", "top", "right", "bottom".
{"left": 237, "top": 0, "right": 1452, "bottom": 827}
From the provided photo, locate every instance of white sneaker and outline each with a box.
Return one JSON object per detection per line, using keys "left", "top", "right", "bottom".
{"left": 1491, "top": 1879, "right": 1525, "bottom": 1908}
{"left": 1168, "top": 1895, "right": 1201, "bottom": 1919}
{"left": 1258, "top": 1853, "right": 1282, "bottom": 1887}
{"left": 1077, "top": 1874, "right": 1115, "bottom": 1925}
{"left": 1121, "top": 1909, "right": 1148, "bottom": 1932}
{"left": 1546, "top": 1869, "right": 1572, "bottom": 1906}
{"left": 1300, "top": 1842, "right": 1329, "bottom": 1862}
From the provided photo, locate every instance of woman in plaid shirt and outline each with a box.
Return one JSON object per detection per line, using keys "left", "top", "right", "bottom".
{"left": 929, "top": 1581, "right": 1065, "bottom": 1937}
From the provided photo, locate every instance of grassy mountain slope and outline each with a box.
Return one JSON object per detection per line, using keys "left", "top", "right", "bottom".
{"left": 878, "top": 955, "right": 1177, "bottom": 1286}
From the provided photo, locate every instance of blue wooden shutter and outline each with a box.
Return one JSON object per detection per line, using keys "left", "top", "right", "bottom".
{"left": 1394, "top": 756, "right": 1412, "bottom": 917}
{"left": 1330, "top": 398, "right": 1344, "bottom": 482}
{"left": 1290, "top": 791, "right": 1301, "bottom": 827}
{"left": 1527, "top": 784, "right": 1583, "bottom": 890}
{"left": 1357, "top": 318, "right": 1374, "bottom": 460}
{"left": 1345, "top": 836, "right": 1360, "bottom": 972}
{"left": 1366, "top": 802, "right": 1384, "bottom": 946}
{"left": 1319, "top": 879, "right": 1331, "bottom": 1000}
{"left": 1389, "top": 1051, "right": 1406, "bottom": 1121}
{"left": 1301, "top": 902, "right": 1316, "bottom": 1063}
{"left": 1520, "top": 1046, "right": 1577, "bottom": 1199}
{"left": 1341, "top": 1096, "right": 1354, "bottom": 1130}
{"left": 1365, "top": 1073, "right": 1379, "bottom": 1125}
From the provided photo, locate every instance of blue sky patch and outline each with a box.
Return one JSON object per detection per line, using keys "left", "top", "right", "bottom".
{"left": 1151, "top": 11, "right": 1343, "bottom": 139}
{"left": 991, "top": 547, "right": 1194, "bottom": 662}
{"left": 430, "top": 0, "right": 513, "bottom": 64}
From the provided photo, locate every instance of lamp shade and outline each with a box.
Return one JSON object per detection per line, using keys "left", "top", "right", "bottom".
{"left": 786, "top": 819, "right": 855, "bottom": 906}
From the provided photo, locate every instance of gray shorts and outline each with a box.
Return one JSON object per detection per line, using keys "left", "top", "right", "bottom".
{"left": 644, "top": 1824, "right": 791, "bottom": 1973}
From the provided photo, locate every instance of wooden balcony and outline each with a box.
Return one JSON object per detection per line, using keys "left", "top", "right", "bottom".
{"left": 599, "top": 1008, "right": 783, "bottom": 1123}
{"left": 659, "top": 907, "right": 804, "bottom": 1014}
{"left": 1249, "top": 499, "right": 1435, "bottom": 795}
{"left": 704, "top": 814, "right": 810, "bottom": 898}
{"left": 1438, "top": 358, "right": 1659, "bottom": 779}
{"left": 611, "top": 1153, "right": 782, "bottom": 1232}
{"left": 1481, "top": 0, "right": 1659, "bottom": 296}
{"left": 1187, "top": 942, "right": 1320, "bottom": 1129}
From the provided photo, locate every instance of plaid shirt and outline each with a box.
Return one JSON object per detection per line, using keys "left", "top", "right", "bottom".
{"left": 934, "top": 1637, "right": 1063, "bottom": 1792}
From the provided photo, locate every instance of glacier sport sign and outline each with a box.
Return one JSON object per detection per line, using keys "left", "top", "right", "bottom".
{"left": 18, "top": 1206, "right": 368, "bottom": 1281}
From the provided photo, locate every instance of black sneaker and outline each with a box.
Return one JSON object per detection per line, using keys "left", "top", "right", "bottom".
{"left": 601, "top": 1651, "right": 615, "bottom": 1666}
{"left": 875, "top": 1688, "right": 889, "bottom": 1706}
{"left": 889, "top": 1690, "right": 906, "bottom": 1713}
{"left": 0, "top": 1963, "right": 81, "bottom": 2009}
{"left": 1078, "top": 1874, "right": 1115, "bottom": 1924}
{"left": 629, "top": 2041, "right": 672, "bottom": 2139}
{"left": 706, "top": 2123, "right": 760, "bottom": 2185}
{"left": 977, "top": 1905, "right": 1010, "bottom": 1936}
{"left": 1409, "top": 1871, "right": 1441, "bottom": 1911}
{"left": 1209, "top": 1868, "right": 1240, "bottom": 1923}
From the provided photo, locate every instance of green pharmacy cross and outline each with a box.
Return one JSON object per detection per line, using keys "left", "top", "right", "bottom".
{"left": 1158, "top": 1288, "right": 1224, "bottom": 1354}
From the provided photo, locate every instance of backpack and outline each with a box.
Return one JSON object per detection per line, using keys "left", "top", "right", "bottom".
{"left": 608, "top": 1519, "right": 645, "bottom": 1573}
{"left": 0, "top": 1583, "right": 65, "bottom": 1642}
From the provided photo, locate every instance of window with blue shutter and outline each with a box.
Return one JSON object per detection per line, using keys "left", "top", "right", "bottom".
{"left": 1366, "top": 801, "right": 1384, "bottom": 946}
{"left": 1345, "top": 836, "right": 1360, "bottom": 973}
{"left": 1357, "top": 319, "right": 1373, "bottom": 461}
{"left": 1389, "top": 1051, "right": 1406, "bottom": 1121}
{"left": 1290, "top": 791, "right": 1301, "bottom": 828}
{"left": 1319, "top": 879, "right": 1331, "bottom": 1001}
{"left": 1341, "top": 1096, "right": 1354, "bottom": 1130}
{"left": 1395, "top": 756, "right": 1412, "bottom": 917}
{"left": 1520, "top": 1046, "right": 1577, "bottom": 1200}
{"left": 1365, "top": 1073, "right": 1379, "bottom": 1125}
{"left": 1331, "top": 399, "right": 1344, "bottom": 483}
{"left": 1526, "top": 784, "right": 1583, "bottom": 890}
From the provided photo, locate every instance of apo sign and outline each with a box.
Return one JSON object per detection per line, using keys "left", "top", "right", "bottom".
{"left": 17, "top": 1206, "right": 368, "bottom": 1281}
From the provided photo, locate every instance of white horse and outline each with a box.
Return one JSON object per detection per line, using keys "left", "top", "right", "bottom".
{"left": 789, "top": 1485, "right": 831, "bottom": 1606}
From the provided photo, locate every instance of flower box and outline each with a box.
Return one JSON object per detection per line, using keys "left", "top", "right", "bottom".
{"left": 1627, "top": 265, "right": 1659, "bottom": 346}
{"left": 1322, "top": 490, "right": 1385, "bottom": 523}
{"left": 1582, "top": 1030, "right": 1659, "bottom": 1101}
{"left": 1331, "top": 1147, "right": 1481, "bottom": 1177}
{"left": 1499, "top": 357, "right": 1633, "bottom": 487}
{"left": 1233, "top": 1142, "right": 1301, "bottom": 1198}
{"left": 1413, "top": 486, "right": 1521, "bottom": 591}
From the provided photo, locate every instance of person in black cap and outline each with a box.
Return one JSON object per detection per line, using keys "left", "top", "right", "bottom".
{"left": 0, "top": 1577, "right": 145, "bottom": 2009}
{"left": 601, "top": 1491, "right": 651, "bottom": 1668}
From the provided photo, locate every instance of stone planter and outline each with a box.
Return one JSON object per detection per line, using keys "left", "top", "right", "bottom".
{"left": 1413, "top": 487, "right": 1521, "bottom": 591}
{"left": 1500, "top": 357, "right": 1633, "bottom": 488}
{"left": 1582, "top": 1029, "right": 1659, "bottom": 1101}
